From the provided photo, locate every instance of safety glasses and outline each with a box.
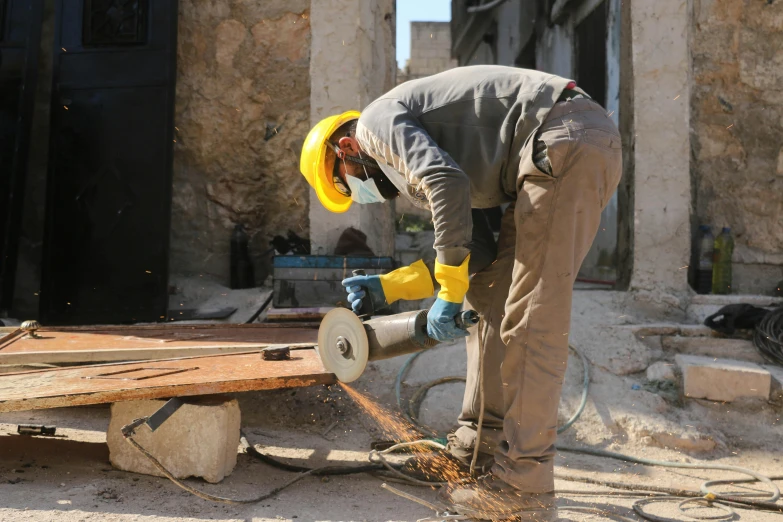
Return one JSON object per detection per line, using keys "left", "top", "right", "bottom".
{"left": 326, "top": 140, "right": 351, "bottom": 196}
{"left": 332, "top": 173, "right": 351, "bottom": 197}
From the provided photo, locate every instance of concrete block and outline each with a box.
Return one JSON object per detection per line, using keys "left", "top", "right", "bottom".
{"left": 675, "top": 355, "right": 771, "bottom": 402}
{"left": 107, "top": 396, "right": 241, "bottom": 483}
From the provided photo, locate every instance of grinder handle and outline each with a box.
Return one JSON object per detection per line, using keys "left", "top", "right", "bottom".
{"left": 454, "top": 309, "right": 480, "bottom": 330}
{"left": 351, "top": 269, "right": 375, "bottom": 318}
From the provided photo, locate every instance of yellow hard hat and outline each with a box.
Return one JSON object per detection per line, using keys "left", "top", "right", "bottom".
{"left": 300, "top": 110, "right": 360, "bottom": 213}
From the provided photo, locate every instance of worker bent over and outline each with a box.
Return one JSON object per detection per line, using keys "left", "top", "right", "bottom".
{"left": 300, "top": 65, "right": 622, "bottom": 520}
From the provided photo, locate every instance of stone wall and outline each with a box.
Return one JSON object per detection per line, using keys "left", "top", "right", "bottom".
{"left": 170, "top": 1, "right": 311, "bottom": 283}
{"left": 399, "top": 22, "right": 457, "bottom": 82}
{"left": 691, "top": 0, "right": 783, "bottom": 294}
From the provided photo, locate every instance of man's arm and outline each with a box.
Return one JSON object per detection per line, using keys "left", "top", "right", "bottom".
{"left": 357, "top": 98, "right": 473, "bottom": 268}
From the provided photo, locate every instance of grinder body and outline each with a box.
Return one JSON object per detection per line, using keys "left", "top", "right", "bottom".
{"left": 317, "top": 308, "right": 478, "bottom": 382}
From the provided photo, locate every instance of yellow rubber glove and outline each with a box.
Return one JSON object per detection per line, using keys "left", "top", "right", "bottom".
{"left": 378, "top": 259, "right": 435, "bottom": 303}
{"left": 434, "top": 255, "right": 471, "bottom": 304}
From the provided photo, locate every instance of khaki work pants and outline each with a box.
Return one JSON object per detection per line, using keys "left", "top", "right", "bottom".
{"left": 454, "top": 98, "right": 622, "bottom": 493}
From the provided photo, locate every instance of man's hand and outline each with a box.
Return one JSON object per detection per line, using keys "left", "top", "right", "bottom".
{"left": 341, "top": 274, "right": 386, "bottom": 314}
{"left": 427, "top": 298, "right": 470, "bottom": 341}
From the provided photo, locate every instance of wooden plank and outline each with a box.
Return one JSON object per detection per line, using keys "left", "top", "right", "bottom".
{"left": 0, "top": 349, "right": 334, "bottom": 413}
{"left": 0, "top": 324, "right": 318, "bottom": 364}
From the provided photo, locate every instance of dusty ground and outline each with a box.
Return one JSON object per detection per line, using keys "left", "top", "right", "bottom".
{"left": 1, "top": 291, "right": 782, "bottom": 521}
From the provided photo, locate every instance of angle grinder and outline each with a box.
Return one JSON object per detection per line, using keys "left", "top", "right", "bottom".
{"left": 317, "top": 307, "right": 479, "bottom": 382}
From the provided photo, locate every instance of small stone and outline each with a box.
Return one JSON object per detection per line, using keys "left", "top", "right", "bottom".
{"left": 647, "top": 361, "right": 677, "bottom": 382}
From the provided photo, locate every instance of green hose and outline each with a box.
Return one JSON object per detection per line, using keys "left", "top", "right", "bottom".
{"left": 395, "top": 343, "right": 590, "bottom": 436}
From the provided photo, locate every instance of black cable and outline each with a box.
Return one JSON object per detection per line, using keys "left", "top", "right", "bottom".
{"left": 240, "top": 434, "right": 398, "bottom": 476}
{"left": 754, "top": 306, "right": 783, "bottom": 366}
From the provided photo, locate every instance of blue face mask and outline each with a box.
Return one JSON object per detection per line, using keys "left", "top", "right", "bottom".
{"left": 346, "top": 175, "right": 386, "bottom": 204}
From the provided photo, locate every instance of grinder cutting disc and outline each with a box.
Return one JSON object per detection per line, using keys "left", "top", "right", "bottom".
{"left": 317, "top": 308, "right": 368, "bottom": 383}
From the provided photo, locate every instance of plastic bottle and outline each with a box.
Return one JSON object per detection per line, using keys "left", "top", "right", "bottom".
{"left": 694, "top": 225, "right": 714, "bottom": 294}
{"left": 230, "top": 224, "right": 255, "bottom": 289}
{"left": 712, "top": 227, "right": 734, "bottom": 295}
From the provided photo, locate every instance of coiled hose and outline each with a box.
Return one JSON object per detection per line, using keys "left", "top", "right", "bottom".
{"left": 754, "top": 306, "right": 783, "bottom": 365}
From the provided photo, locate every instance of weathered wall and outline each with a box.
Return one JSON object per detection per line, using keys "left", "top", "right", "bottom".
{"left": 308, "top": 0, "right": 396, "bottom": 257}
{"left": 691, "top": 0, "right": 783, "bottom": 294}
{"left": 170, "top": 1, "right": 311, "bottom": 283}
{"left": 628, "top": 0, "right": 691, "bottom": 299}
{"left": 399, "top": 22, "right": 457, "bottom": 83}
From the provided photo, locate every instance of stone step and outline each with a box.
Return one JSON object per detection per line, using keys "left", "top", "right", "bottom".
{"left": 662, "top": 336, "right": 765, "bottom": 364}
{"left": 675, "top": 354, "right": 771, "bottom": 402}
{"left": 630, "top": 323, "right": 724, "bottom": 338}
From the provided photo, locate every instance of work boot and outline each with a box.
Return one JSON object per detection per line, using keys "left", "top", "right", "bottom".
{"left": 446, "top": 432, "right": 495, "bottom": 469}
{"left": 400, "top": 450, "right": 492, "bottom": 483}
{"left": 438, "top": 473, "right": 557, "bottom": 521}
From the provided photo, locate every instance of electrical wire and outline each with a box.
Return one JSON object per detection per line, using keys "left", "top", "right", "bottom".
{"left": 753, "top": 305, "right": 783, "bottom": 365}
{"left": 121, "top": 426, "right": 401, "bottom": 505}
{"left": 124, "top": 433, "right": 313, "bottom": 504}
{"left": 241, "top": 434, "right": 391, "bottom": 475}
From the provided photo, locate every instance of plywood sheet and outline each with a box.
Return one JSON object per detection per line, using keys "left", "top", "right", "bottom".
{"left": 0, "top": 323, "right": 318, "bottom": 364}
{"left": 0, "top": 349, "right": 334, "bottom": 413}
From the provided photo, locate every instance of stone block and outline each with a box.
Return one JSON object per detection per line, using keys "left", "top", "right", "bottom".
{"left": 675, "top": 355, "right": 771, "bottom": 402}
{"left": 107, "top": 397, "right": 241, "bottom": 483}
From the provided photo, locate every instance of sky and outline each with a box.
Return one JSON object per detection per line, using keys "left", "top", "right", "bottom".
{"left": 396, "top": 0, "right": 452, "bottom": 70}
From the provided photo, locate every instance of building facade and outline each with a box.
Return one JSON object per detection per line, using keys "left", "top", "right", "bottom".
{"left": 398, "top": 21, "right": 458, "bottom": 84}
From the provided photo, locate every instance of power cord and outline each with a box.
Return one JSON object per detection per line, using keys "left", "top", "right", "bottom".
{"left": 754, "top": 306, "right": 783, "bottom": 365}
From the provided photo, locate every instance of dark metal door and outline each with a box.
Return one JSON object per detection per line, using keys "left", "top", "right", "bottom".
{"left": 41, "top": 0, "right": 178, "bottom": 325}
{"left": 0, "top": 0, "right": 44, "bottom": 311}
